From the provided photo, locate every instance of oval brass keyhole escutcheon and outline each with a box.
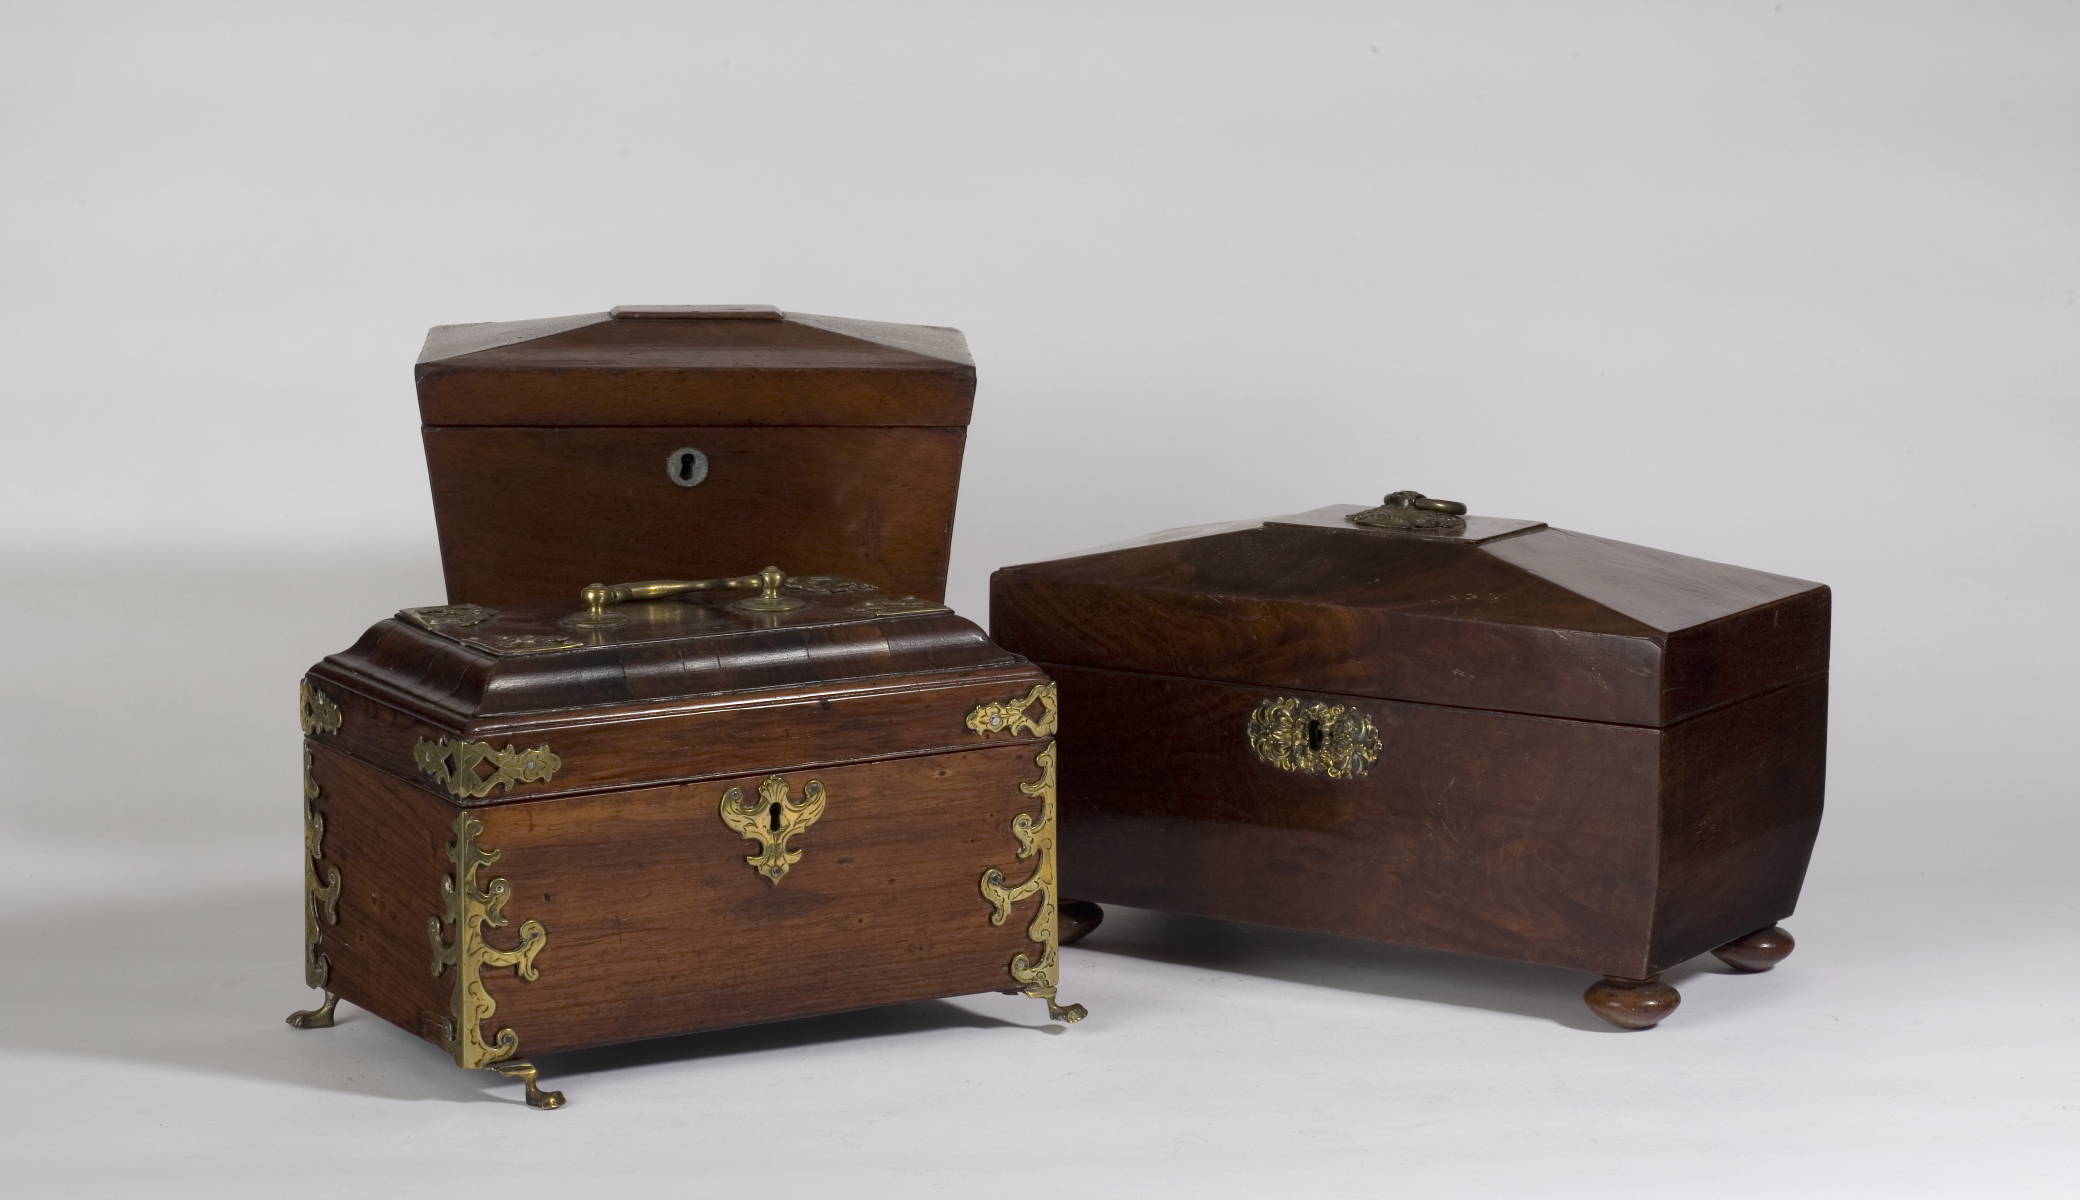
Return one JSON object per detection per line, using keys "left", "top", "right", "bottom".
{"left": 666, "top": 446, "right": 709, "bottom": 488}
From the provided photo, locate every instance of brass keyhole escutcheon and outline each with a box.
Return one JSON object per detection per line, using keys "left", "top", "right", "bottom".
{"left": 666, "top": 446, "right": 709, "bottom": 488}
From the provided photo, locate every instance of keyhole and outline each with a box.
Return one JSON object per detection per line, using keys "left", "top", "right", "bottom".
{"left": 1306, "top": 719, "right": 1324, "bottom": 751}
{"left": 767, "top": 802, "right": 783, "bottom": 833}
{"left": 665, "top": 446, "right": 709, "bottom": 487}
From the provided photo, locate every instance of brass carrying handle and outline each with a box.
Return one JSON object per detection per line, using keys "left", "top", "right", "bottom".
{"left": 572, "top": 565, "right": 805, "bottom": 626}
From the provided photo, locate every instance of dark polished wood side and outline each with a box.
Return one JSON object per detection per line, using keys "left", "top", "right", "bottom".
{"left": 425, "top": 425, "right": 965, "bottom": 606}
{"left": 1043, "top": 664, "right": 1665, "bottom": 978}
{"left": 1649, "top": 677, "right": 1827, "bottom": 972}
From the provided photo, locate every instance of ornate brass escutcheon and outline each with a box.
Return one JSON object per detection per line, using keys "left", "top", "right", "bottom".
{"left": 719, "top": 774, "right": 827, "bottom": 884}
{"left": 1247, "top": 696, "right": 1382, "bottom": 779}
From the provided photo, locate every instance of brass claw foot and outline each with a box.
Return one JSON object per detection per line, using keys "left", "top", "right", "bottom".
{"left": 285, "top": 990, "right": 340, "bottom": 1029}
{"left": 1027, "top": 987, "right": 1088, "bottom": 1025}
{"left": 1583, "top": 975, "right": 1681, "bottom": 1030}
{"left": 490, "top": 1059, "right": 566, "bottom": 1109}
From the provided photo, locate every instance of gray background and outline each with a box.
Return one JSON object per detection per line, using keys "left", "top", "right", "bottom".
{"left": 2, "top": 2, "right": 2074, "bottom": 1195}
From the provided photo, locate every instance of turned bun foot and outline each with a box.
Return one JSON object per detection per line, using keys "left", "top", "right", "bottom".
{"left": 1712, "top": 925, "right": 1795, "bottom": 973}
{"left": 1583, "top": 976, "right": 1681, "bottom": 1030}
{"left": 1058, "top": 900, "right": 1105, "bottom": 946}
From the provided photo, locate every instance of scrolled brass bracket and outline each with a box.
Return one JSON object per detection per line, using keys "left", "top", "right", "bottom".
{"left": 413, "top": 737, "right": 561, "bottom": 800}
{"left": 1247, "top": 697, "right": 1382, "bottom": 779}
{"left": 980, "top": 741, "right": 1087, "bottom": 1025}
{"left": 966, "top": 682, "right": 1058, "bottom": 738}
{"left": 428, "top": 812, "right": 549, "bottom": 1071}
{"left": 1347, "top": 490, "right": 1468, "bottom": 532}
{"left": 299, "top": 680, "right": 343, "bottom": 736}
{"left": 719, "top": 774, "right": 827, "bottom": 884}
{"left": 287, "top": 747, "right": 344, "bottom": 1029}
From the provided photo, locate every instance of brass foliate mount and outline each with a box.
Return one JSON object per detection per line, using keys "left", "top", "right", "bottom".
{"left": 1247, "top": 697, "right": 1382, "bottom": 780}
{"left": 299, "top": 680, "right": 343, "bottom": 736}
{"left": 568, "top": 565, "right": 807, "bottom": 629}
{"left": 966, "top": 683, "right": 1059, "bottom": 738}
{"left": 428, "top": 812, "right": 561, "bottom": 1107}
{"left": 414, "top": 737, "right": 561, "bottom": 800}
{"left": 1347, "top": 490, "right": 1468, "bottom": 532}
{"left": 719, "top": 774, "right": 827, "bottom": 884}
{"left": 287, "top": 748, "right": 343, "bottom": 1030}
{"left": 980, "top": 741, "right": 1087, "bottom": 1025}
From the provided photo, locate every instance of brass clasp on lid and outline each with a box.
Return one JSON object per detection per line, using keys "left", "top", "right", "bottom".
{"left": 569, "top": 565, "right": 806, "bottom": 627}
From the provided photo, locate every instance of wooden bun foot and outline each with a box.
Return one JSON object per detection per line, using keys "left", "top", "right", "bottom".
{"left": 1583, "top": 976, "right": 1681, "bottom": 1030}
{"left": 1712, "top": 925, "right": 1795, "bottom": 973}
{"left": 1058, "top": 900, "right": 1104, "bottom": 946}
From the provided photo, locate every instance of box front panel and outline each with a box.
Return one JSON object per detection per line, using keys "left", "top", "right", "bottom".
{"left": 424, "top": 425, "right": 965, "bottom": 607}
{"left": 458, "top": 743, "right": 1054, "bottom": 1055}
{"left": 1044, "top": 664, "right": 1664, "bottom": 975}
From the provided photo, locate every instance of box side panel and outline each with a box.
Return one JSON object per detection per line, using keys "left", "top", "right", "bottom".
{"left": 1660, "top": 587, "right": 1831, "bottom": 724}
{"left": 1648, "top": 675, "right": 1828, "bottom": 971}
{"left": 425, "top": 425, "right": 964, "bottom": 606}
{"left": 462, "top": 743, "right": 1054, "bottom": 1055}
{"left": 1044, "top": 664, "right": 1663, "bottom": 976}
{"left": 302, "top": 741, "right": 452, "bottom": 1049}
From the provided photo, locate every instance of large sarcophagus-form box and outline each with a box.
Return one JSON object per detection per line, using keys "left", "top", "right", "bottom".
{"left": 288, "top": 568, "right": 1082, "bottom": 1107}
{"left": 989, "top": 493, "right": 1829, "bottom": 1029}
{"left": 417, "top": 305, "right": 974, "bottom": 606}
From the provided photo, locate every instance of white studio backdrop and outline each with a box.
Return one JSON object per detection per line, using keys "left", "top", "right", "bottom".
{"left": 1, "top": 2, "right": 2075, "bottom": 1197}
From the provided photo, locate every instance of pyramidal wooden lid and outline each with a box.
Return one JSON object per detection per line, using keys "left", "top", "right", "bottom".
{"left": 416, "top": 306, "right": 975, "bottom": 427}
{"left": 990, "top": 503, "right": 1830, "bottom": 728}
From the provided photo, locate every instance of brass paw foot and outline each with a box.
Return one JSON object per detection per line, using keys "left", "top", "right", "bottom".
{"left": 285, "top": 990, "right": 339, "bottom": 1029}
{"left": 1058, "top": 900, "right": 1105, "bottom": 947}
{"left": 490, "top": 1059, "right": 566, "bottom": 1109}
{"left": 1712, "top": 925, "right": 1795, "bottom": 973}
{"left": 1026, "top": 987, "right": 1088, "bottom": 1025}
{"left": 1583, "top": 975, "right": 1681, "bottom": 1030}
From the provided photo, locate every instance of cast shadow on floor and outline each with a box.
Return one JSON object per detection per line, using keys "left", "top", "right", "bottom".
{"left": 0, "top": 879, "right": 1046, "bottom": 1106}
{"left": 1072, "top": 905, "right": 1749, "bottom": 1034}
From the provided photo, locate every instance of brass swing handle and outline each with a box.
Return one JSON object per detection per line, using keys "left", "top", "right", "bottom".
{"left": 574, "top": 565, "right": 805, "bottom": 625}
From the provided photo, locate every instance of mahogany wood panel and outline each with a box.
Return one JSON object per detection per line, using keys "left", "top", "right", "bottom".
{"left": 991, "top": 511, "right": 1829, "bottom": 726}
{"left": 1042, "top": 664, "right": 1824, "bottom": 979}
{"left": 304, "top": 741, "right": 452, "bottom": 1048}
{"left": 1042, "top": 664, "right": 1666, "bottom": 977}
{"left": 469, "top": 746, "right": 1045, "bottom": 1053}
{"left": 309, "top": 664, "right": 1049, "bottom": 806}
{"left": 1648, "top": 675, "right": 1827, "bottom": 971}
{"left": 417, "top": 310, "right": 975, "bottom": 427}
{"left": 425, "top": 425, "right": 965, "bottom": 606}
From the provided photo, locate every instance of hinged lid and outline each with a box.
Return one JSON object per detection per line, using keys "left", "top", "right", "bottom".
{"left": 305, "top": 571, "right": 1050, "bottom": 804}
{"left": 416, "top": 307, "right": 975, "bottom": 427}
{"left": 991, "top": 500, "right": 1829, "bottom": 728}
